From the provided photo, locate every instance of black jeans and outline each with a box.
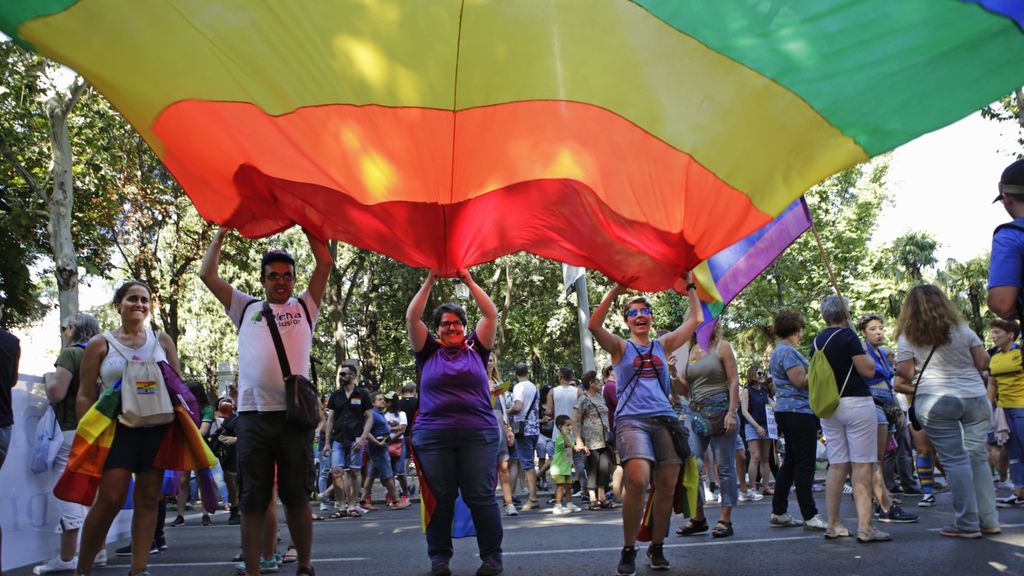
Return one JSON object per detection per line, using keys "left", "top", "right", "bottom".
{"left": 772, "top": 412, "right": 819, "bottom": 520}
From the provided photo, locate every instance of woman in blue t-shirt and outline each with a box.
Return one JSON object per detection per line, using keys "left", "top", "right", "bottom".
{"left": 588, "top": 278, "right": 700, "bottom": 575}
{"left": 406, "top": 268, "right": 501, "bottom": 576}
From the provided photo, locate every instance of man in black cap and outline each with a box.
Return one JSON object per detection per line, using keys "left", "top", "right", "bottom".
{"left": 200, "top": 228, "right": 332, "bottom": 576}
{"left": 988, "top": 158, "right": 1024, "bottom": 321}
{"left": 0, "top": 293, "right": 21, "bottom": 576}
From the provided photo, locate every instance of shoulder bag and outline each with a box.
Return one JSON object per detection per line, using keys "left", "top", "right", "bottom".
{"left": 264, "top": 301, "right": 320, "bottom": 431}
{"left": 511, "top": 387, "right": 538, "bottom": 437}
{"left": 907, "top": 345, "right": 938, "bottom": 431}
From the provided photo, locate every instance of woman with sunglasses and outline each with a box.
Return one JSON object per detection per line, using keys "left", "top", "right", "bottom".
{"left": 406, "top": 268, "right": 502, "bottom": 576}
{"left": 589, "top": 277, "right": 700, "bottom": 576}
{"left": 740, "top": 365, "right": 775, "bottom": 500}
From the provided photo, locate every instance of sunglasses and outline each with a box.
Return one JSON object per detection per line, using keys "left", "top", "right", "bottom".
{"left": 626, "top": 307, "right": 653, "bottom": 318}
{"left": 439, "top": 320, "right": 464, "bottom": 329}
{"left": 265, "top": 272, "right": 295, "bottom": 282}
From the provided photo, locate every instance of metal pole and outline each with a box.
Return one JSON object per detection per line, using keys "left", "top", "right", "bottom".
{"left": 575, "top": 275, "right": 596, "bottom": 375}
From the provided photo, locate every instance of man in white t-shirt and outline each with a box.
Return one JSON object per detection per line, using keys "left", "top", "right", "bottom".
{"left": 509, "top": 363, "right": 540, "bottom": 510}
{"left": 201, "top": 228, "right": 332, "bottom": 576}
{"left": 548, "top": 367, "right": 586, "bottom": 494}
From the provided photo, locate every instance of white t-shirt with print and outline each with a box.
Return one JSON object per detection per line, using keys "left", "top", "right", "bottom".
{"left": 228, "top": 288, "right": 318, "bottom": 412}
{"left": 386, "top": 410, "right": 408, "bottom": 441}
{"left": 512, "top": 380, "right": 539, "bottom": 436}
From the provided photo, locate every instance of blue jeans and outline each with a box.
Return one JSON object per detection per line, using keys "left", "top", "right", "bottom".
{"left": 1004, "top": 407, "right": 1024, "bottom": 489}
{"left": 917, "top": 394, "right": 999, "bottom": 531}
{"left": 694, "top": 429, "right": 740, "bottom": 508}
{"left": 412, "top": 427, "right": 503, "bottom": 563}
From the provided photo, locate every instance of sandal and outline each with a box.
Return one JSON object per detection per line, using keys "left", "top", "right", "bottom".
{"left": 588, "top": 502, "right": 602, "bottom": 511}
{"left": 857, "top": 527, "right": 892, "bottom": 543}
{"left": 347, "top": 508, "right": 362, "bottom": 518}
{"left": 281, "top": 545, "right": 298, "bottom": 564}
{"left": 328, "top": 510, "right": 348, "bottom": 520}
{"left": 824, "top": 526, "right": 851, "bottom": 540}
{"left": 600, "top": 500, "right": 615, "bottom": 509}
{"left": 675, "top": 518, "right": 709, "bottom": 536}
{"left": 711, "top": 520, "right": 734, "bottom": 539}
{"left": 311, "top": 514, "right": 325, "bottom": 521}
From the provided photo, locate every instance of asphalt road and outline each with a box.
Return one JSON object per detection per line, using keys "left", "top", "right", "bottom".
{"left": 11, "top": 488, "right": 1024, "bottom": 576}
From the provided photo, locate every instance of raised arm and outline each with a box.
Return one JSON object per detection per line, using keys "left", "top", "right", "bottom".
{"left": 588, "top": 283, "right": 628, "bottom": 364}
{"left": 658, "top": 276, "right": 702, "bottom": 355}
{"left": 458, "top": 268, "right": 497, "bottom": 350}
{"left": 406, "top": 270, "right": 438, "bottom": 353}
{"left": 304, "top": 229, "right": 333, "bottom": 307}
{"left": 199, "top": 228, "right": 235, "bottom": 309}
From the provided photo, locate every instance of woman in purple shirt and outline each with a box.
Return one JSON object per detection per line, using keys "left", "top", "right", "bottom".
{"left": 406, "top": 268, "right": 501, "bottom": 576}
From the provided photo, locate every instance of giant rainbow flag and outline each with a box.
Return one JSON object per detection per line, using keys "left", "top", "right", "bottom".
{"left": 2, "top": 2, "right": 1023, "bottom": 289}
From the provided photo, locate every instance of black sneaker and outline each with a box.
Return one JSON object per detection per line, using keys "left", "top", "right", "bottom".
{"left": 475, "top": 557, "right": 503, "bottom": 576}
{"left": 617, "top": 546, "right": 637, "bottom": 576}
{"left": 114, "top": 542, "right": 159, "bottom": 557}
{"left": 430, "top": 559, "right": 451, "bottom": 576}
{"left": 228, "top": 512, "right": 241, "bottom": 525}
{"left": 202, "top": 514, "right": 213, "bottom": 526}
{"left": 901, "top": 485, "right": 923, "bottom": 495}
{"left": 169, "top": 515, "right": 185, "bottom": 527}
{"left": 155, "top": 536, "right": 167, "bottom": 551}
{"left": 646, "top": 543, "right": 669, "bottom": 571}
{"left": 996, "top": 494, "right": 1024, "bottom": 508}
{"left": 878, "top": 504, "right": 919, "bottom": 523}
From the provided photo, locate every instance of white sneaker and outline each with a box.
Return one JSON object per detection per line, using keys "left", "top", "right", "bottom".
{"left": 319, "top": 502, "right": 332, "bottom": 512}
{"left": 999, "top": 480, "right": 1016, "bottom": 490}
{"left": 747, "top": 490, "right": 764, "bottom": 502}
{"left": 353, "top": 505, "right": 370, "bottom": 515}
{"left": 572, "top": 490, "right": 583, "bottom": 498}
{"left": 94, "top": 549, "right": 108, "bottom": 567}
{"left": 918, "top": 494, "right": 937, "bottom": 507}
{"left": 842, "top": 483, "right": 853, "bottom": 495}
{"left": 738, "top": 491, "right": 751, "bottom": 502}
{"left": 33, "top": 556, "right": 77, "bottom": 575}
{"left": 567, "top": 502, "right": 582, "bottom": 513}
{"left": 552, "top": 504, "right": 565, "bottom": 515}
{"left": 505, "top": 503, "right": 519, "bottom": 516}
{"left": 803, "top": 514, "right": 828, "bottom": 531}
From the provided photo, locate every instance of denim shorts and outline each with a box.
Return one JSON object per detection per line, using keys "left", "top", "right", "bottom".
{"left": 366, "top": 443, "right": 393, "bottom": 480}
{"left": 331, "top": 440, "right": 363, "bottom": 470}
{"left": 515, "top": 434, "right": 538, "bottom": 470}
{"left": 615, "top": 417, "right": 683, "bottom": 467}
{"left": 537, "top": 434, "right": 552, "bottom": 460}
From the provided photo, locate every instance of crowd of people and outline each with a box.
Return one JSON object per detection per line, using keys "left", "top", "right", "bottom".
{"left": 2, "top": 159, "right": 1023, "bottom": 576}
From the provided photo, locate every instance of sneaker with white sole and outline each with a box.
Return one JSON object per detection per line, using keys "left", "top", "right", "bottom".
{"left": 32, "top": 555, "right": 77, "bottom": 575}
{"left": 235, "top": 558, "right": 280, "bottom": 575}
{"left": 918, "top": 494, "right": 937, "bottom": 507}
{"left": 552, "top": 504, "right": 566, "bottom": 515}
{"left": 94, "top": 549, "right": 108, "bottom": 567}
{"left": 769, "top": 513, "right": 803, "bottom": 527}
{"left": 505, "top": 503, "right": 519, "bottom": 516}
{"left": 746, "top": 490, "right": 764, "bottom": 502}
{"left": 567, "top": 502, "right": 582, "bottom": 513}
{"left": 997, "top": 494, "right": 1024, "bottom": 507}
{"left": 803, "top": 514, "right": 828, "bottom": 531}
{"left": 521, "top": 500, "right": 539, "bottom": 511}
{"left": 738, "top": 491, "right": 751, "bottom": 503}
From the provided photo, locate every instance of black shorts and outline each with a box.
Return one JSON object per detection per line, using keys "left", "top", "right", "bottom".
{"left": 236, "top": 412, "right": 314, "bottom": 513}
{"left": 104, "top": 422, "right": 167, "bottom": 472}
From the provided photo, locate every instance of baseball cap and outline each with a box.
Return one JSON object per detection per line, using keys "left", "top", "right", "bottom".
{"left": 261, "top": 249, "right": 295, "bottom": 269}
{"left": 993, "top": 158, "right": 1024, "bottom": 202}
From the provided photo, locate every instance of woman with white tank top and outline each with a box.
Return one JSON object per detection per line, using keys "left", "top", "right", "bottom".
{"left": 75, "top": 281, "right": 182, "bottom": 576}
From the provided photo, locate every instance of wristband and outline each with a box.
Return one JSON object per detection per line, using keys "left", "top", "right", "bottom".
{"left": 686, "top": 283, "right": 697, "bottom": 292}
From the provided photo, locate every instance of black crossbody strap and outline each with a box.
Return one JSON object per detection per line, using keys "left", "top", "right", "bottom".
{"left": 908, "top": 345, "right": 938, "bottom": 410}
{"left": 263, "top": 301, "right": 293, "bottom": 378}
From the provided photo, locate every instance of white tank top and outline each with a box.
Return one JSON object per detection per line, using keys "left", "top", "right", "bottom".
{"left": 100, "top": 329, "right": 167, "bottom": 389}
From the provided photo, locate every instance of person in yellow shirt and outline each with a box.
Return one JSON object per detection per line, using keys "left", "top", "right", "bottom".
{"left": 990, "top": 319, "right": 1024, "bottom": 506}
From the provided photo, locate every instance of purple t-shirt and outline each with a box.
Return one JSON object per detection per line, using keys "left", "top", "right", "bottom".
{"left": 413, "top": 331, "right": 498, "bottom": 430}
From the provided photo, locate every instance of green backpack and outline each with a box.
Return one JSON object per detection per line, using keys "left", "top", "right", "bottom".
{"left": 808, "top": 329, "right": 853, "bottom": 418}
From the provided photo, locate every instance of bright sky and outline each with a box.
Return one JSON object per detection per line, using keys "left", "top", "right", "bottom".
{"left": 875, "top": 110, "right": 1022, "bottom": 264}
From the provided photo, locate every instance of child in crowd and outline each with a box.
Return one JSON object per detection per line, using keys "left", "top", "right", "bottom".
{"left": 551, "top": 415, "right": 581, "bottom": 515}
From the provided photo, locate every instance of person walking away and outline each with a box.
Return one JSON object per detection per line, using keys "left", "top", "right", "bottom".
{"left": 200, "top": 227, "right": 332, "bottom": 576}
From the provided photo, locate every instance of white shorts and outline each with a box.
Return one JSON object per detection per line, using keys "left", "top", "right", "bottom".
{"left": 820, "top": 396, "right": 877, "bottom": 464}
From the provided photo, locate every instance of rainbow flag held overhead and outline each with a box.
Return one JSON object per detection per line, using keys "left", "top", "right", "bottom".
{"left": 2, "top": 2, "right": 1022, "bottom": 291}
{"left": 690, "top": 199, "right": 812, "bottom": 349}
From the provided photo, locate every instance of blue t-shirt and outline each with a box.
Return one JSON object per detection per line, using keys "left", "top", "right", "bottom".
{"left": 370, "top": 408, "right": 390, "bottom": 438}
{"left": 770, "top": 340, "right": 812, "bottom": 415}
{"left": 989, "top": 216, "right": 1024, "bottom": 289}
{"left": 613, "top": 339, "right": 675, "bottom": 421}
{"left": 413, "top": 330, "right": 498, "bottom": 430}
{"left": 864, "top": 344, "right": 895, "bottom": 404}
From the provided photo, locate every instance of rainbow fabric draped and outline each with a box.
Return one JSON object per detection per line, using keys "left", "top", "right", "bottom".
{"left": 636, "top": 455, "right": 699, "bottom": 542}
{"left": 54, "top": 380, "right": 218, "bottom": 507}
{"left": 2, "top": 1, "right": 1022, "bottom": 289}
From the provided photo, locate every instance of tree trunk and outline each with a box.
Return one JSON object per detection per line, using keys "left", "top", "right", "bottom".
{"left": 43, "top": 78, "right": 86, "bottom": 323}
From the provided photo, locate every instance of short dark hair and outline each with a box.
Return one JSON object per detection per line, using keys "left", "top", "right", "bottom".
{"left": 555, "top": 414, "right": 571, "bottom": 428}
{"left": 581, "top": 370, "right": 599, "bottom": 389}
{"left": 991, "top": 318, "right": 1021, "bottom": 339}
{"left": 622, "top": 296, "right": 651, "bottom": 322}
{"left": 602, "top": 365, "right": 614, "bottom": 378}
{"left": 260, "top": 249, "right": 295, "bottom": 279}
{"left": 773, "top": 310, "right": 805, "bottom": 339}
{"left": 343, "top": 363, "right": 358, "bottom": 375}
{"left": 432, "top": 303, "right": 467, "bottom": 330}
{"left": 113, "top": 280, "right": 151, "bottom": 306}
{"left": 515, "top": 362, "right": 529, "bottom": 377}
{"left": 559, "top": 367, "right": 573, "bottom": 382}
